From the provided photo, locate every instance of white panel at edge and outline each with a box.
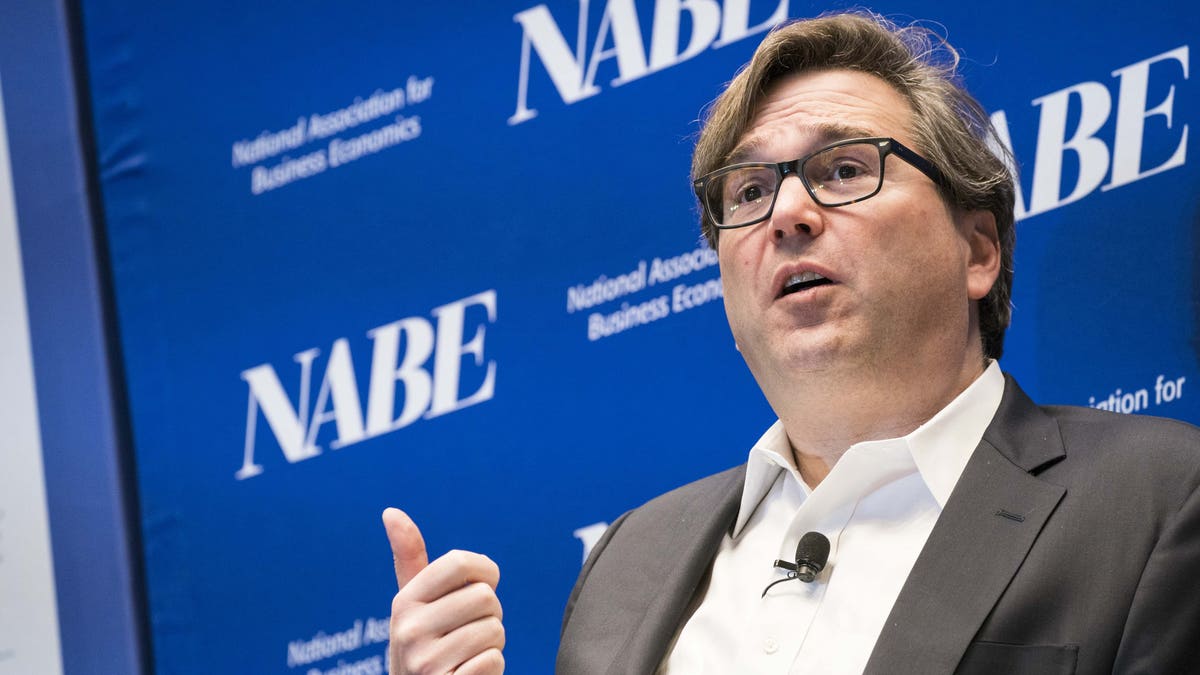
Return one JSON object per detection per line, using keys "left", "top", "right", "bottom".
{"left": 0, "top": 70, "right": 65, "bottom": 675}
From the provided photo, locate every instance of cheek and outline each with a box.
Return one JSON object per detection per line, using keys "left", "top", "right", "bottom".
{"left": 717, "top": 248, "right": 763, "bottom": 338}
{"left": 858, "top": 216, "right": 969, "bottom": 306}
{"left": 717, "top": 236, "right": 763, "bottom": 292}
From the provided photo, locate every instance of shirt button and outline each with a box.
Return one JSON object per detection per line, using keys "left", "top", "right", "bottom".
{"left": 763, "top": 637, "right": 780, "bottom": 654}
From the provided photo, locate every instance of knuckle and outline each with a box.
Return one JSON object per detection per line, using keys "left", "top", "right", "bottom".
{"left": 391, "top": 614, "right": 424, "bottom": 646}
{"left": 401, "top": 647, "right": 434, "bottom": 675}
{"left": 481, "top": 556, "right": 500, "bottom": 582}
{"left": 444, "top": 550, "right": 497, "bottom": 574}
{"left": 459, "top": 583, "right": 502, "bottom": 621}
{"left": 483, "top": 616, "right": 505, "bottom": 646}
{"left": 448, "top": 550, "right": 476, "bottom": 579}
{"left": 484, "top": 591, "right": 503, "bottom": 620}
{"left": 466, "top": 581, "right": 495, "bottom": 604}
{"left": 482, "top": 648, "right": 505, "bottom": 673}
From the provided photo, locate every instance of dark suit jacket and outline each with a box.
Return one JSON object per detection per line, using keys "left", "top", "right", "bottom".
{"left": 557, "top": 376, "right": 1200, "bottom": 674}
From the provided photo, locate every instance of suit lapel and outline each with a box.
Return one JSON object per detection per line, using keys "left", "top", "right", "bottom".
{"left": 865, "top": 376, "right": 1067, "bottom": 675}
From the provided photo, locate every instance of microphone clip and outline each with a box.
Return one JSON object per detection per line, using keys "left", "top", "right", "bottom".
{"left": 771, "top": 558, "right": 822, "bottom": 583}
{"left": 761, "top": 531, "right": 830, "bottom": 598}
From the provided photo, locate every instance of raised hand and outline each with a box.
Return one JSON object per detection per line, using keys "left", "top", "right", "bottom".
{"left": 382, "top": 508, "right": 505, "bottom": 674}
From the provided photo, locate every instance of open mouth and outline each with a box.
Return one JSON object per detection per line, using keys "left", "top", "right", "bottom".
{"left": 780, "top": 271, "right": 833, "bottom": 297}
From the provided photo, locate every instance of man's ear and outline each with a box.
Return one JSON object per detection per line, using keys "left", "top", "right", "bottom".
{"left": 962, "top": 209, "right": 1001, "bottom": 301}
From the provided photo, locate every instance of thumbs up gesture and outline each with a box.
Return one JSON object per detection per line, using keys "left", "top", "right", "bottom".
{"left": 382, "top": 508, "right": 506, "bottom": 674}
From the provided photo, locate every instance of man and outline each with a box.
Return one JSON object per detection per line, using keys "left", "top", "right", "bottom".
{"left": 382, "top": 12, "right": 1200, "bottom": 674}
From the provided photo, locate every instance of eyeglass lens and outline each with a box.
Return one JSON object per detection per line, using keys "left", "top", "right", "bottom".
{"left": 708, "top": 141, "right": 884, "bottom": 227}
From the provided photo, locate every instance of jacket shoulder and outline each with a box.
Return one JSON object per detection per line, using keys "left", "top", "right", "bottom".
{"left": 1034, "top": 404, "right": 1200, "bottom": 514}
{"left": 621, "top": 464, "right": 746, "bottom": 524}
{"left": 1043, "top": 404, "right": 1200, "bottom": 458}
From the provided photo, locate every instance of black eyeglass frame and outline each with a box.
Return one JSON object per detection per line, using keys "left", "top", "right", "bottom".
{"left": 693, "top": 137, "right": 952, "bottom": 230}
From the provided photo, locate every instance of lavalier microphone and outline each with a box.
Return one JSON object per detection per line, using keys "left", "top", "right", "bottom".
{"left": 761, "top": 531, "right": 831, "bottom": 597}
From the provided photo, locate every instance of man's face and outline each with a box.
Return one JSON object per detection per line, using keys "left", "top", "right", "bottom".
{"left": 716, "top": 69, "right": 998, "bottom": 391}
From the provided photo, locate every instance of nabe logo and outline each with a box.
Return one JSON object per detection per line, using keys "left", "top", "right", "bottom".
{"left": 236, "top": 290, "right": 497, "bottom": 479}
{"left": 509, "top": 0, "right": 788, "bottom": 125}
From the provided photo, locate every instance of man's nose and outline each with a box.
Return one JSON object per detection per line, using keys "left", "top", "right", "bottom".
{"left": 770, "top": 174, "right": 825, "bottom": 241}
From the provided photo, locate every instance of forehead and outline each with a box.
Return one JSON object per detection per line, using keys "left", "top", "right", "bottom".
{"left": 731, "top": 69, "right": 915, "bottom": 162}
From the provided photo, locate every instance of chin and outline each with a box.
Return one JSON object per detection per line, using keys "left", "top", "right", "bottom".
{"left": 751, "top": 338, "right": 848, "bottom": 379}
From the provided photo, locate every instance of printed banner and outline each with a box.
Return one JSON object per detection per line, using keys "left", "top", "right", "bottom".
{"left": 75, "top": 1, "right": 1197, "bottom": 672}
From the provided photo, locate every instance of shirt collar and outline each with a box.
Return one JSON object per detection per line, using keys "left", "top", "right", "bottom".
{"left": 733, "top": 361, "right": 1005, "bottom": 536}
{"left": 908, "top": 361, "right": 1005, "bottom": 507}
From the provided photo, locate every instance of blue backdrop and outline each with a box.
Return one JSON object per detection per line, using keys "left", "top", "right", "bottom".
{"left": 72, "top": 1, "right": 1198, "bottom": 672}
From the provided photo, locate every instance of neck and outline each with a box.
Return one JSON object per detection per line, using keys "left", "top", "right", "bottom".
{"left": 769, "top": 353, "right": 988, "bottom": 487}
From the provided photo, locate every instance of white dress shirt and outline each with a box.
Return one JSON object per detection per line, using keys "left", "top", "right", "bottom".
{"left": 659, "top": 363, "right": 1005, "bottom": 674}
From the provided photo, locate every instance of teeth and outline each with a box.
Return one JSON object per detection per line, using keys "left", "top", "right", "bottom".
{"left": 786, "top": 271, "right": 826, "bottom": 285}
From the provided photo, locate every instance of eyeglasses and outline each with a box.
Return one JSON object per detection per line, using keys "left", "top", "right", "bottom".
{"left": 693, "top": 137, "right": 950, "bottom": 230}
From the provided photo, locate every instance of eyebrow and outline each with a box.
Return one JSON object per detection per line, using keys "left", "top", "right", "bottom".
{"left": 724, "top": 122, "right": 876, "bottom": 165}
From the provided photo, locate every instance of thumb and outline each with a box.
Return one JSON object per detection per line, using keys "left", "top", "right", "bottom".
{"left": 382, "top": 507, "right": 428, "bottom": 590}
